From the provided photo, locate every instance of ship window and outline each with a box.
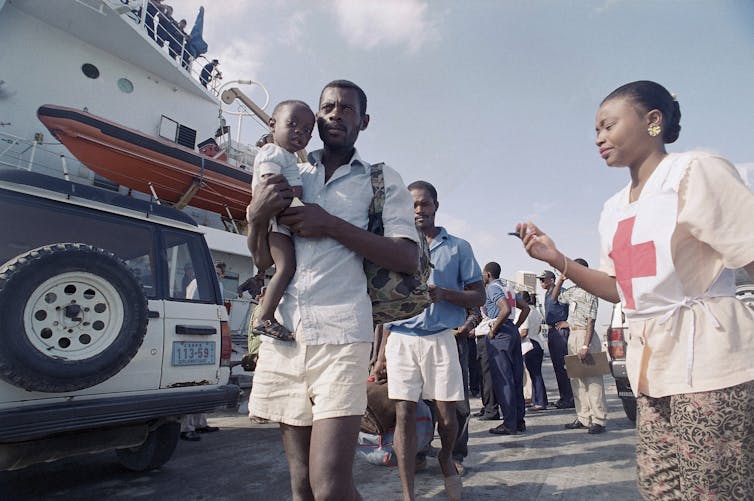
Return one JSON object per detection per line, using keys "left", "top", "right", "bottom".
{"left": 117, "top": 78, "right": 134, "bottom": 93}
{"left": 159, "top": 116, "right": 179, "bottom": 142}
{"left": 81, "top": 63, "right": 100, "bottom": 79}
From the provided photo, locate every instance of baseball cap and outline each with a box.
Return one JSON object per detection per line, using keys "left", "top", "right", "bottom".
{"left": 536, "top": 270, "right": 555, "bottom": 280}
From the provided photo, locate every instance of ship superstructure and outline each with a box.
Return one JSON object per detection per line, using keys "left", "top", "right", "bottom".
{"left": 0, "top": 0, "right": 264, "bottom": 341}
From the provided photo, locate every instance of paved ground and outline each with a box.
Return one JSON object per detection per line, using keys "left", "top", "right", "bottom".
{"left": 1, "top": 364, "right": 641, "bottom": 500}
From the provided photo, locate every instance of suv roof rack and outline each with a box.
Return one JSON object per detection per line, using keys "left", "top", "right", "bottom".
{"left": 0, "top": 168, "right": 197, "bottom": 226}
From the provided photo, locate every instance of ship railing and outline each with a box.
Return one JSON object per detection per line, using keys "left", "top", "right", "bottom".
{"left": 0, "top": 130, "right": 49, "bottom": 172}
{"left": 0, "top": 130, "right": 86, "bottom": 181}
{"left": 113, "top": 0, "right": 220, "bottom": 95}
{"left": 225, "top": 296, "right": 254, "bottom": 339}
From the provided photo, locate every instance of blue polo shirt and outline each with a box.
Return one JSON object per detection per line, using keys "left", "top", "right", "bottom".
{"left": 388, "top": 227, "right": 482, "bottom": 336}
{"left": 484, "top": 279, "right": 516, "bottom": 320}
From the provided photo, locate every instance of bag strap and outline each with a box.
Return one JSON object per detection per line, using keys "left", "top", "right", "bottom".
{"left": 367, "top": 163, "right": 386, "bottom": 236}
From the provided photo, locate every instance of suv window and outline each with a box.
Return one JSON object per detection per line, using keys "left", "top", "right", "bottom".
{"left": 0, "top": 190, "right": 157, "bottom": 298}
{"left": 163, "top": 229, "right": 216, "bottom": 302}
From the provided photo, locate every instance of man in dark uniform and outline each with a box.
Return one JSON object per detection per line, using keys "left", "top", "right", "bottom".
{"left": 200, "top": 59, "right": 219, "bottom": 88}
{"left": 484, "top": 262, "right": 529, "bottom": 436}
{"left": 538, "top": 270, "right": 574, "bottom": 409}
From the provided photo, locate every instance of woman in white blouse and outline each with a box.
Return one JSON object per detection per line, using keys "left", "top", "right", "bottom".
{"left": 517, "top": 80, "right": 754, "bottom": 500}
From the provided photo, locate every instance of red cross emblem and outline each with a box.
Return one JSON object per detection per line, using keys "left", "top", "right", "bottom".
{"left": 609, "top": 216, "right": 657, "bottom": 310}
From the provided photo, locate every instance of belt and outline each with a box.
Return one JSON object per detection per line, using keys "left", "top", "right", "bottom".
{"left": 657, "top": 297, "right": 721, "bottom": 386}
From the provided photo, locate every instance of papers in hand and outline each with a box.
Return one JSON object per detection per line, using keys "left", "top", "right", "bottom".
{"left": 564, "top": 352, "right": 610, "bottom": 378}
{"left": 289, "top": 197, "right": 305, "bottom": 207}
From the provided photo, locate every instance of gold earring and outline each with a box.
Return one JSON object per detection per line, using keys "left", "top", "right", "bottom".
{"left": 648, "top": 124, "right": 662, "bottom": 137}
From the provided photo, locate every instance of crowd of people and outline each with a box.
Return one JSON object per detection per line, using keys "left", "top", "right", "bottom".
{"left": 232, "top": 78, "right": 754, "bottom": 501}
{"left": 144, "top": 0, "right": 189, "bottom": 64}
{"left": 137, "top": 1, "right": 221, "bottom": 87}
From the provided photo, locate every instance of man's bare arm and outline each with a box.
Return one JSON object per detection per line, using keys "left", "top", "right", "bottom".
{"left": 578, "top": 317, "right": 597, "bottom": 361}
{"left": 550, "top": 273, "right": 566, "bottom": 300}
{"left": 489, "top": 297, "right": 511, "bottom": 338}
{"left": 429, "top": 281, "right": 486, "bottom": 309}
{"left": 246, "top": 211, "right": 272, "bottom": 271}
{"left": 371, "top": 325, "right": 391, "bottom": 382}
{"left": 246, "top": 175, "right": 294, "bottom": 270}
{"left": 585, "top": 317, "right": 596, "bottom": 344}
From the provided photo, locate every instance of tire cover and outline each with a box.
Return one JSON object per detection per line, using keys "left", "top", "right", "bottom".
{"left": 0, "top": 243, "right": 148, "bottom": 392}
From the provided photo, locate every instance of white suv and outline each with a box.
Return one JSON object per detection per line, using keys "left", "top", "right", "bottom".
{"left": 0, "top": 169, "right": 239, "bottom": 471}
{"left": 605, "top": 302, "right": 635, "bottom": 423}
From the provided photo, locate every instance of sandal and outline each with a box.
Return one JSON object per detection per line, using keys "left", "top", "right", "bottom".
{"left": 252, "top": 319, "right": 294, "bottom": 342}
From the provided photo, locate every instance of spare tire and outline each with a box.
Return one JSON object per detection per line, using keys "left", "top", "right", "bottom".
{"left": 0, "top": 243, "right": 148, "bottom": 392}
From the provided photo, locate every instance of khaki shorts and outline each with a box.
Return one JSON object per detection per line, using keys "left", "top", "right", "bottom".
{"left": 385, "top": 329, "right": 464, "bottom": 402}
{"left": 249, "top": 338, "right": 371, "bottom": 427}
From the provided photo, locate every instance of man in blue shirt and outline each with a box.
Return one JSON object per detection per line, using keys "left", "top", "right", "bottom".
{"left": 374, "top": 180, "right": 484, "bottom": 501}
{"left": 483, "top": 262, "right": 530, "bottom": 436}
{"left": 538, "top": 270, "right": 575, "bottom": 409}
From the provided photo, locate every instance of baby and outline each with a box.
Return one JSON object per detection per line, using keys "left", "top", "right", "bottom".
{"left": 251, "top": 100, "right": 314, "bottom": 341}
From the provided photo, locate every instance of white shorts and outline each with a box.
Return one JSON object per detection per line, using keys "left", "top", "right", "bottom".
{"left": 385, "top": 329, "right": 464, "bottom": 402}
{"left": 249, "top": 337, "right": 371, "bottom": 427}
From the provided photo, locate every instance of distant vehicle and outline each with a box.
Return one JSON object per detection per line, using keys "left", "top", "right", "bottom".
{"left": 605, "top": 302, "right": 635, "bottom": 423}
{"left": 607, "top": 269, "right": 754, "bottom": 424}
{"left": 0, "top": 170, "right": 239, "bottom": 472}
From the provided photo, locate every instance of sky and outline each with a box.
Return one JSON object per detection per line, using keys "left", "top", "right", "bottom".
{"left": 173, "top": 0, "right": 754, "bottom": 328}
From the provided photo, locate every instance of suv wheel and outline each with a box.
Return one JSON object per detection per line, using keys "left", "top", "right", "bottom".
{"left": 0, "top": 243, "right": 148, "bottom": 392}
{"left": 116, "top": 421, "right": 181, "bottom": 471}
{"left": 621, "top": 396, "right": 637, "bottom": 423}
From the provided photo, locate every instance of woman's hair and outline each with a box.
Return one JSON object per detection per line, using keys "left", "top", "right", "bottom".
{"left": 602, "top": 80, "right": 682, "bottom": 144}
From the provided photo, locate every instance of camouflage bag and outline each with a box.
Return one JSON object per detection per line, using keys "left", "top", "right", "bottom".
{"left": 364, "top": 163, "right": 432, "bottom": 325}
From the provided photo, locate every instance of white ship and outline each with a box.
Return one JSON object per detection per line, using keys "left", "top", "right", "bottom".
{"left": 0, "top": 0, "right": 270, "bottom": 343}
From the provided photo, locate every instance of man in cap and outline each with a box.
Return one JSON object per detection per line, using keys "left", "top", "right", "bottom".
{"left": 550, "top": 259, "right": 607, "bottom": 433}
{"left": 200, "top": 59, "right": 219, "bottom": 88}
{"left": 538, "top": 269, "right": 574, "bottom": 409}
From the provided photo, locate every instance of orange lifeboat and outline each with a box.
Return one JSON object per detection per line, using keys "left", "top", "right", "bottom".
{"left": 37, "top": 105, "right": 253, "bottom": 220}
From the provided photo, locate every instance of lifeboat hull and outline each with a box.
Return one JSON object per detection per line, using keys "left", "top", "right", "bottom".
{"left": 37, "top": 105, "right": 253, "bottom": 220}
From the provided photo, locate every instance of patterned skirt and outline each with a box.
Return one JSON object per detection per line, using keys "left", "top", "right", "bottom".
{"left": 636, "top": 380, "right": 754, "bottom": 500}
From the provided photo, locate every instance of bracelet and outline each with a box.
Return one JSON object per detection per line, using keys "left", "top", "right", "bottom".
{"left": 562, "top": 253, "right": 568, "bottom": 279}
{"left": 581, "top": 345, "right": 588, "bottom": 350}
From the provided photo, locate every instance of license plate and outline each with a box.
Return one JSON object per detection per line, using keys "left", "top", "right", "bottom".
{"left": 172, "top": 342, "right": 215, "bottom": 366}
